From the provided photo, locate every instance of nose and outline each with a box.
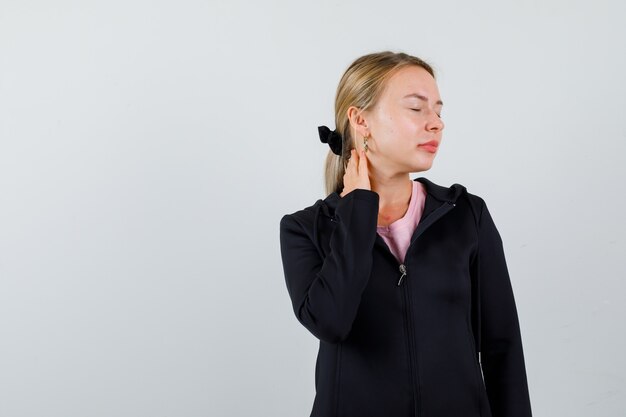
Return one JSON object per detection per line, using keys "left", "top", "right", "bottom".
{"left": 426, "top": 110, "right": 444, "bottom": 132}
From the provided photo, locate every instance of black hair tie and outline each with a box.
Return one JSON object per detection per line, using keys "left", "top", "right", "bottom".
{"left": 318, "top": 125, "right": 343, "bottom": 156}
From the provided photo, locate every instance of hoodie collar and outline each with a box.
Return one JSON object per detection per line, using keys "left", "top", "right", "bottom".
{"left": 321, "top": 177, "right": 466, "bottom": 215}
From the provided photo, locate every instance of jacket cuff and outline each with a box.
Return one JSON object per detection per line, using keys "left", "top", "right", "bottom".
{"left": 340, "top": 188, "right": 379, "bottom": 203}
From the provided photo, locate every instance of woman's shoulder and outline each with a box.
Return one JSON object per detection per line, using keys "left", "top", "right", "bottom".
{"left": 280, "top": 201, "right": 319, "bottom": 226}
{"left": 279, "top": 194, "right": 328, "bottom": 236}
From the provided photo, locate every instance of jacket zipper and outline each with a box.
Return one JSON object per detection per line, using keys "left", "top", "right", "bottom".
{"left": 395, "top": 201, "right": 456, "bottom": 288}
{"left": 392, "top": 201, "right": 457, "bottom": 416}
{"left": 397, "top": 264, "right": 407, "bottom": 286}
{"left": 399, "top": 262, "right": 420, "bottom": 416}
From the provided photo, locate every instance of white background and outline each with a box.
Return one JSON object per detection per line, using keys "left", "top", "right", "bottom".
{"left": 1, "top": 1, "right": 625, "bottom": 416}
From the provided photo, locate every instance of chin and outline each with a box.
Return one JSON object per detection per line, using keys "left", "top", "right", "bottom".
{"left": 415, "top": 156, "right": 435, "bottom": 169}
{"left": 409, "top": 163, "right": 433, "bottom": 173}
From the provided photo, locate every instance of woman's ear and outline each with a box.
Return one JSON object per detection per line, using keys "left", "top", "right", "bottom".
{"left": 346, "top": 106, "right": 370, "bottom": 139}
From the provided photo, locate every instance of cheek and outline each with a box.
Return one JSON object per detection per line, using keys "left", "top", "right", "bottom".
{"left": 372, "top": 113, "right": 396, "bottom": 139}
{"left": 373, "top": 110, "right": 418, "bottom": 143}
{"left": 396, "top": 115, "right": 420, "bottom": 137}
{"left": 386, "top": 120, "right": 397, "bottom": 137}
{"left": 384, "top": 111, "right": 409, "bottom": 135}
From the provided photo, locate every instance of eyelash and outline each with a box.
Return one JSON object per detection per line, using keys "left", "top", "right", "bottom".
{"left": 411, "top": 109, "right": 442, "bottom": 118}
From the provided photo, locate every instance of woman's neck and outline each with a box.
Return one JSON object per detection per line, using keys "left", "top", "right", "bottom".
{"left": 370, "top": 173, "right": 413, "bottom": 212}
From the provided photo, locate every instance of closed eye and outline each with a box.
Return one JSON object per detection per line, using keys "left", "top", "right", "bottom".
{"left": 411, "top": 108, "right": 442, "bottom": 118}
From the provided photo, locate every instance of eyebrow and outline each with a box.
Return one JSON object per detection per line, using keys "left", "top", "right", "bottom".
{"left": 403, "top": 93, "right": 443, "bottom": 106}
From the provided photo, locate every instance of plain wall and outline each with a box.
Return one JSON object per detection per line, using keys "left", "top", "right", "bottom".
{"left": 1, "top": 0, "right": 625, "bottom": 416}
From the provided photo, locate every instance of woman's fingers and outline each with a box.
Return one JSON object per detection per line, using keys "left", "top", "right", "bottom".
{"left": 358, "top": 149, "right": 368, "bottom": 182}
{"left": 340, "top": 148, "right": 370, "bottom": 196}
{"left": 348, "top": 149, "right": 357, "bottom": 171}
{"left": 359, "top": 149, "right": 367, "bottom": 174}
{"left": 358, "top": 149, "right": 371, "bottom": 190}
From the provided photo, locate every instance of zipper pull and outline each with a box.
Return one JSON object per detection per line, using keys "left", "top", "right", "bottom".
{"left": 397, "top": 264, "right": 407, "bottom": 286}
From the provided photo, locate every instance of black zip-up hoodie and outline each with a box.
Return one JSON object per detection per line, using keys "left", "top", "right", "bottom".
{"left": 279, "top": 177, "right": 532, "bottom": 417}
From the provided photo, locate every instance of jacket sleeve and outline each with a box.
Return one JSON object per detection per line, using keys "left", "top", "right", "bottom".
{"left": 279, "top": 189, "right": 379, "bottom": 343}
{"left": 476, "top": 198, "right": 533, "bottom": 417}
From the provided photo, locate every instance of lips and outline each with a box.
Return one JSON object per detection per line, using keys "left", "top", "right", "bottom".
{"left": 418, "top": 140, "right": 439, "bottom": 153}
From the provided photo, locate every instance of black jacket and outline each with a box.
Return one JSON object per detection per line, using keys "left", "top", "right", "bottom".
{"left": 279, "top": 177, "right": 532, "bottom": 417}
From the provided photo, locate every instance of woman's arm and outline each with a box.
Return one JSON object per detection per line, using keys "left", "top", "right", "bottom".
{"left": 476, "top": 198, "right": 533, "bottom": 417}
{"left": 279, "top": 189, "right": 379, "bottom": 343}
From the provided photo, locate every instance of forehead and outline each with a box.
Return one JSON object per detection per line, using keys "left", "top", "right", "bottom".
{"left": 382, "top": 65, "right": 440, "bottom": 99}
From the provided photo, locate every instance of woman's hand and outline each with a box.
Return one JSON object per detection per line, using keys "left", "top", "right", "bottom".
{"left": 340, "top": 149, "right": 371, "bottom": 197}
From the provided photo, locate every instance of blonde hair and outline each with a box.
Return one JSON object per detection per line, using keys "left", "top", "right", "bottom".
{"left": 323, "top": 51, "right": 436, "bottom": 196}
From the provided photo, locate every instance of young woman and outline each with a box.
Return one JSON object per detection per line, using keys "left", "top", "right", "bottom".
{"left": 279, "top": 51, "right": 532, "bottom": 417}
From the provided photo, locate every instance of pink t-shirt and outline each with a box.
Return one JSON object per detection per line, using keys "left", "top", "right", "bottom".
{"left": 376, "top": 181, "right": 427, "bottom": 264}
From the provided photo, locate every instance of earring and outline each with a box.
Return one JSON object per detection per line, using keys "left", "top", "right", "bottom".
{"left": 363, "top": 136, "right": 369, "bottom": 152}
